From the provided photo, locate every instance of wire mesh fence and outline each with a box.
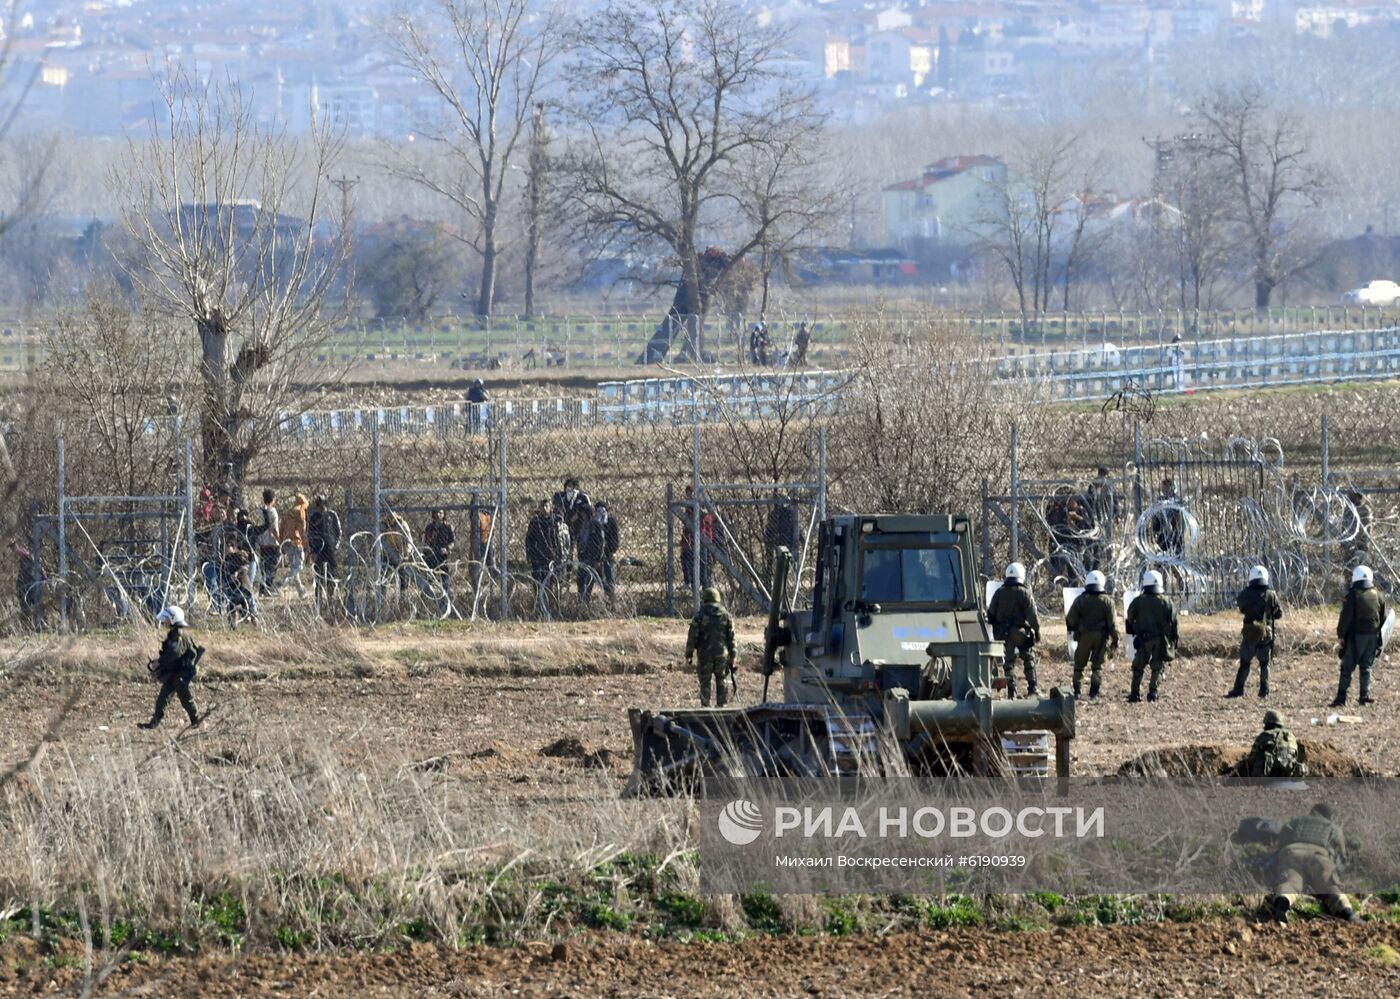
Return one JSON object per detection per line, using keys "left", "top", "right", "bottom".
{"left": 13, "top": 387, "right": 1400, "bottom": 634}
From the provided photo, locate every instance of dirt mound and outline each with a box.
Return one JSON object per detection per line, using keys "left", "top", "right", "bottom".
{"left": 581, "top": 747, "right": 620, "bottom": 770}
{"left": 1119, "top": 740, "right": 1372, "bottom": 779}
{"left": 538, "top": 737, "right": 624, "bottom": 770}
{"left": 540, "top": 736, "right": 588, "bottom": 759}
{"left": 1117, "top": 744, "right": 1246, "bottom": 779}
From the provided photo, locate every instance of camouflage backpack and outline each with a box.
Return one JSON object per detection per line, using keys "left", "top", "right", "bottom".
{"left": 1249, "top": 729, "right": 1307, "bottom": 780}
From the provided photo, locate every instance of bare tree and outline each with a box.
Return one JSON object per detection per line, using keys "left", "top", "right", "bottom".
{"left": 360, "top": 220, "right": 461, "bottom": 321}
{"left": 1056, "top": 156, "right": 1109, "bottom": 312}
{"left": 386, "top": 0, "right": 560, "bottom": 320}
{"left": 1151, "top": 134, "right": 1233, "bottom": 314}
{"left": 970, "top": 133, "right": 1082, "bottom": 324}
{"left": 562, "top": 0, "right": 831, "bottom": 362}
{"left": 1195, "top": 87, "right": 1327, "bottom": 309}
{"left": 740, "top": 138, "right": 838, "bottom": 316}
{"left": 40, "top": 295, "right": 195, "bottom": 497}
{"left": 115, "top": 70, "right": 348, "bottom": 488}
{"left": 522, "top": 102, "right": 549, "bottom": 318}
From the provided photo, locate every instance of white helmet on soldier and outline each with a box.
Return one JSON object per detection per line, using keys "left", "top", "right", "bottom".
{"left": 1352, "top": 565, "right": 1374, "bottom": 587}
{"left": 1249, "top": 565, "right": 1270, "bottom": 586}
{"left": 156, "top": 605, "right": 186, "bottom": 627}
{"left": 1141, "top": 569, "right": 1164, "bottom": 592}
{"left": 1005, "top": 562, "right": 1026, "bottom": 584}
{"left": 1085, "top": 570, "right": 1106, "bottom": 592}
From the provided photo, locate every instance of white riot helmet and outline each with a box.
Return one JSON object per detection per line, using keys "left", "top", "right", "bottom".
{"left": 156, "top": 605, "right": 186, "bottom": 627}
{"left": 1248, "top": 565, "right": 1270, "bottom": 586}
{"left": 1005, "top": 562, "right": 1026, "bottom": 584}
{"left": 1085, "top": 570, "right": 1106, "bottom": 592}
{"left": 1141, "top": 569, "right": 1164, "bottom": 592}
{"left": 1352, "top": 565, "right": 1374, "bottom": 588}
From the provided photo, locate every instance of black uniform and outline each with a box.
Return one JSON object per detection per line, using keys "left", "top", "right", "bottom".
{"left": 142, "top": 625, "right": 201, "bottom": 728}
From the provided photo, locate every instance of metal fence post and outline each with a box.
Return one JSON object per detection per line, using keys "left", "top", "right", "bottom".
{"left": 184, "top": 436, "right": 196, "bottom": 605}
{"left": 691, "top": 423, "right": 702, "bottom": 614}
{"left": 665, "top": 481, "right": 675, "bottom": 616}
{"left": 817, "top": 425, "right": 828, "bottom": 523}
{"left": 1009, "top": 422, "right": 1019, "bottom": 565}
{"left": 57, "top": 437, "right": 67, "bottom": 631}
{"left": 372, "top": 415, "right": 382, "bottom": 623}
{"left": 498, "top": 425, "right": 509, "bottom": 619}
{"left": 1321, "top": 413, "right": 1331, "bottom": 599}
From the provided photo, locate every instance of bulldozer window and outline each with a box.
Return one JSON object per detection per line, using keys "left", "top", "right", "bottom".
{"left": 860, "top": 545, "right": 962, "bottom": 606}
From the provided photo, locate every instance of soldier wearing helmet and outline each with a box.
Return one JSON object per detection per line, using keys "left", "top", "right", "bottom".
{"left": 139, "top": 606, "right": 204, "bottom": 729}
{"left": 686, "top": 586, "right": 736, "bottom": 707}
{"left": 1270, "top": 803, "right": 1359, "bottom": 925}
{"left": 987, "top": 562, "right": 1040, "bottom": 698}
{"left": 1246, "top": 709, "right": 1307, "bottom": 780}
{"left": 1125, "top": 569, "right": 1178, "bottom": 703}
{"left": 1065, "top": 569, "right": 1117, "bottom": 700}
{"left": 1332, "top": 565, "right": 1385, "bottom": 707}
{"left": 1229, "top": 565, "right": 1284, "bottom": 699}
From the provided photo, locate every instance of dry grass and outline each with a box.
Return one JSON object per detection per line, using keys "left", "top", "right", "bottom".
{"left": 0, "top": 724, "right": 695, "bottom": 952}
{"left": 0, "top": 617, "right": 758, "bottom": 685}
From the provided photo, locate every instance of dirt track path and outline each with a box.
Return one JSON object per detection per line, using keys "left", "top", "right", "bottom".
{"left": 10, "top": 920, "right": 1397, "bottom": 997}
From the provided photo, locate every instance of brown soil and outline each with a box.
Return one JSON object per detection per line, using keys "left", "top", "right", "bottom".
{"left": 5, "top": 920, "right": 1398, "bottom": 997}
{"left": 1118, "top": 738, "right": 1373, "bottom": 779}
{"left": 3, "top": 613, "right": 1400, "bottom": 994}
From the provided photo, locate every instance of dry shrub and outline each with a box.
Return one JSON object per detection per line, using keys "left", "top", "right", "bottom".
{"left": 827, "top": 318, "right": 1070, "bottom": 515}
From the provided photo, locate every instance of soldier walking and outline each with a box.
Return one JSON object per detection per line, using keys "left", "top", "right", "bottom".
{"left": 1332, "top": 565, "right": 1385, "bottom": 707}
{"left": 1246, "top": 709, "right": 1307, "bottom": 781}
{"left": 1270, "top": 803, "right": 1360, "bottom": 925}
{"left": 686, "top": 586, "right": 735, "bottom": 707}
{"left": 987, "top": 562, "right": 1040, "bottom": 698}
{"left": 1229, "top": 565, "right": 1283, "bottom": 698}
{"left": 1065, "top": 569, "right": 1117, "bottom": 699}
{"left": 1125, "top": 569, "right": 1177, "bottom": 703}
{"left": 138, "top": 606, "right": 203, "bottom": 729}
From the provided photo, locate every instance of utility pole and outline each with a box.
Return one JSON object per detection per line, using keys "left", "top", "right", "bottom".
{"left": 329, "top": 174, "right": 360, "bottom": 314}
{"left": 523, "top": 104, "right": 548, "bottom": 320}
{"left": 329, "top": 174, "right": 361, "bottom": 225}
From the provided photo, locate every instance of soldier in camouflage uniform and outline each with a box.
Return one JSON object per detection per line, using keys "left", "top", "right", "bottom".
{"left": 1270, "top": 803, "right": 1360, "bottom": 925}
{"left": 1125, "top": 569, "right": 1178, "bottom": 703}
{"left": 1247, "top": 709, "right": 1307, "bottom": 780}
{"left": 687, "top": 586, "right": 736, "bottom": 707}
{"left": 139, "top": 606, "right": 203, "bottom": 729}
{"left": 986, "top": 562, "right": 1040, "bottom": 698}
{"left": 1332, "top": 565, "right": 1385, "bottom": 707}
{"left": 1229, "top": 565, "right": 1283, "bottom": 698}
{"left": 1065, "top": 569, "right": 1117, "bottom": 699}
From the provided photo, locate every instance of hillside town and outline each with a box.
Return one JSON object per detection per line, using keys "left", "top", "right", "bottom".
{"left": 7, "top": 0, "right": 1400, "bottom": 134}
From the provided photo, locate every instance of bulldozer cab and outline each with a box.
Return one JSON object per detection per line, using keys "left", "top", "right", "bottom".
{"left": 782, "top": 514, "right": 992, "bottom": 705}
{"left": 626, "top": 512, "right": 1074, "bottom": 797}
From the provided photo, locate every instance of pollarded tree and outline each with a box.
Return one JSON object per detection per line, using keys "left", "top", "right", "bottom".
{"left": 563, "top": 0, "right": 831, "bottom": 362}
{"left": 114, "top": 70, "right": 349, "bottom": 488}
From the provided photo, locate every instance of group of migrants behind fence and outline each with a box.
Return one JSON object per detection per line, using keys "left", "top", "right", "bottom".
{"left": 11, "top": 399, "right": 832, "bottom": 631}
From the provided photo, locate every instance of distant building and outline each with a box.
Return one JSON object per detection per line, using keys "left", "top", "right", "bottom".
{"left": 882, "top": 155, "right": 1007, "bottom": 247}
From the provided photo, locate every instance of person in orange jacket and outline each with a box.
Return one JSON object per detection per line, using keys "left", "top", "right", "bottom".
{"left": 279, "top": 492, "right": 310, "bottom": 597}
